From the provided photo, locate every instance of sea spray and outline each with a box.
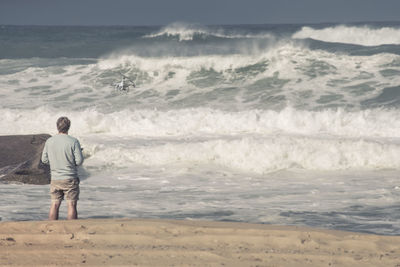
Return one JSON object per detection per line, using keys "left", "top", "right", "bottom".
{"left": 293, "top": 25, "right": 400, "bottom": 46}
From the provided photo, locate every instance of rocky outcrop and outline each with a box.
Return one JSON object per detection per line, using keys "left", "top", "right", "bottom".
{"left": 0, "top": 134, "right": 51, "bottom": 185}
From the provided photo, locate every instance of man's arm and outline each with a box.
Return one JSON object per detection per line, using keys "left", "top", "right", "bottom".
{"left": 41, "top": 141, "right": 49, "bottom": 164}
{"left": 74, "top": 140, "right": 84, "bottom": 166}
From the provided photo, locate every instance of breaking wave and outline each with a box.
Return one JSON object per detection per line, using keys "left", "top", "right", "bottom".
{"left": 2, "top": 106, "right": 400, "bottom": 173}
{"left": 293, "top": 25, "right": 400, "bottom": 46}
{"left": 3, "top": 106, "right": 400, "bottom": 138}
{"left": 144, "top": 22, "right": 275, "bottom": 41}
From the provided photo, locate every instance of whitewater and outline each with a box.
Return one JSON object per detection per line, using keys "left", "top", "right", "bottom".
{"left": 1, "top": 22, "right": 400, "bottom": 235}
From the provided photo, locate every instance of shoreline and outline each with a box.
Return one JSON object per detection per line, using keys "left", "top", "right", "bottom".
{"left": 1, "top": 218, "right": 400, "bottom": 266}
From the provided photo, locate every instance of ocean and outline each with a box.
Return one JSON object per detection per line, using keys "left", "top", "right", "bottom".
{"left": 1, "top": 22, "right": 400, "bottom": 235}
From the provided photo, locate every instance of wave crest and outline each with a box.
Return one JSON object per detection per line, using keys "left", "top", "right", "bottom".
{"left": 144, "top": 22, "right": 274, "bottom": 41}
{"left": 293, "top": 25, "right": 400, "bottom": 46}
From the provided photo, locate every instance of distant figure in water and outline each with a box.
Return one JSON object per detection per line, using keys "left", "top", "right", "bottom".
{"left": 115, "top": 76, "right": 135, "bottom": 93}
{"left": 41, "top": 117, "right": 84, "bottom": 220}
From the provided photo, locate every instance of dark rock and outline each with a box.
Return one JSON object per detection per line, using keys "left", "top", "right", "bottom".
{"left": 0, "top": 134, "right": 51, "bottom": 185}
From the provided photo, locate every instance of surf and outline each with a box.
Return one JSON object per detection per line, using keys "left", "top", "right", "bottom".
{"left": 293, "top": 25, "right": 400, "bottom": 46}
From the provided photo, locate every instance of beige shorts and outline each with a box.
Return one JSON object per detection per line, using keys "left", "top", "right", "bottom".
{"left": 50, "top": 178, "right": 80, "bottom": 203}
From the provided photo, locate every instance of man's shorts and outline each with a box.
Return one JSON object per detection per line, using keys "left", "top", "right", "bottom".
{"left": 50, "top": 178, "right": 80, "bottom": 203}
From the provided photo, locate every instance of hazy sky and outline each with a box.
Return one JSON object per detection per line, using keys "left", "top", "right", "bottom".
{"left": 1, "top": 0, "right": 399, "bottom": 26}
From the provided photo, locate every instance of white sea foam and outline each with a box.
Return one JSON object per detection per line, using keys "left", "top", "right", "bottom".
{"left": 84, "top": 133, "right": 400, "bottom": 174}
{"left": 3, "top": 107, "right": 400, "bottom": 138}
{"left": 143, "top": 22, "right": 274, "bottom": 41}
{"left": 143, "top": 23, "right": 213, "bottom": 41}
{"left": 293, "top": 25, "right": 400, "bottom": 46}
{"left": 2, "top": 107, "right": 400, "bottom": 173}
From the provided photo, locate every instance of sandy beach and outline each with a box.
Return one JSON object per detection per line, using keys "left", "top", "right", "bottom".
{"left": 1, "top": 219, "right": 399, "bottom": 267}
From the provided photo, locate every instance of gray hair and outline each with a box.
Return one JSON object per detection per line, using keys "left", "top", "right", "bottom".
{"left": 57, "top": 117, "right": 71, "bottom": 133}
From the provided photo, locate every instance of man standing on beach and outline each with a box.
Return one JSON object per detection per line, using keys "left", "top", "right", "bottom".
{"left": 41, "top": 117, "right": 84, "bottom": 220}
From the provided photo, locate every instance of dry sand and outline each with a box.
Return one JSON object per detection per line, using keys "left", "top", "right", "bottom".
{"left": 1, "top": 218, "right": 400, "bottom": 267}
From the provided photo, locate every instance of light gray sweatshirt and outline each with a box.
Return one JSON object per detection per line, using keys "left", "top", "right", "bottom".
{"left": 41, "top": 134, "right": 84, "bottom": 180}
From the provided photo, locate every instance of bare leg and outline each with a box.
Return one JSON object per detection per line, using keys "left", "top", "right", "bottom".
{"left": 49, "top": 201, "right": 61, "bottom": 220}
{"left": 67, "top": 201, "right": 78, "bottom": 220}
